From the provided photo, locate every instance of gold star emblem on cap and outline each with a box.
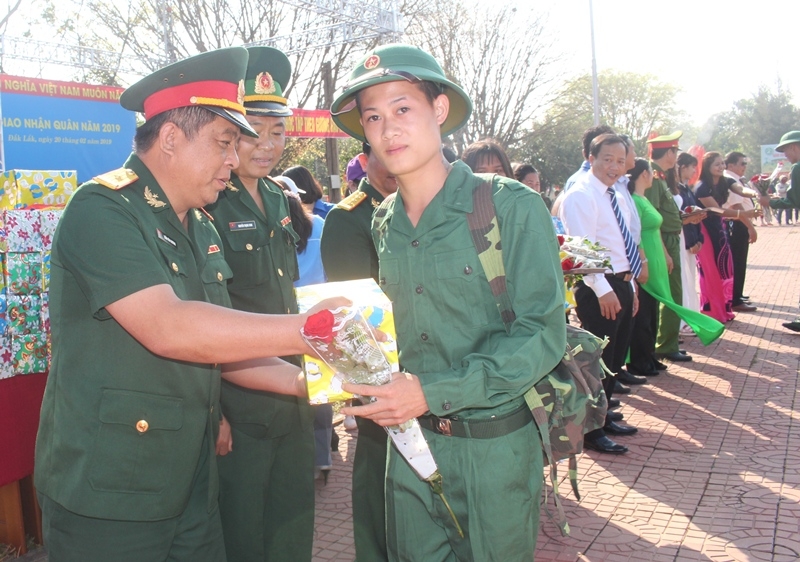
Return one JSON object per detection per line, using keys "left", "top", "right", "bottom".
{"left": 364, "top": 54, "right": 380, "bottom": 70}
{"left": 254, "top": 71, "right": 276, "bottom": 94}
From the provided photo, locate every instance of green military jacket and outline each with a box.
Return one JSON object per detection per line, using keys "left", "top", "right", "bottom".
{"left": 645, "top": 162, "right": 682, "bottom": 235}
{"left": 207, "top": 175, "right": 308, "bottom": 437}
{"left": 372, "top": 161, "right": 566, "bottom": 419}
{"left": 35, "top": 153, "right": 232, "bottom": 521}
{"left": 320, "top": 179, "right": 385, "bottom": 282}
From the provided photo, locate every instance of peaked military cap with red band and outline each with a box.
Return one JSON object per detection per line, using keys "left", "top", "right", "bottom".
{"left": 119, "top": 46, "right": 257, "bottom": 137}
{"left": 243, "top": 46, "right": 293, "bottom": 117}
{"left": 647, "top": 130, "right": 683, "bottom": 150}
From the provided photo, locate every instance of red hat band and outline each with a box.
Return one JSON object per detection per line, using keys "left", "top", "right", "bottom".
{"left": 649, "top": 140, "right": 680, "bottom": 150}
{"left": 143, "top": 80, "right": 244, "bottom": 119}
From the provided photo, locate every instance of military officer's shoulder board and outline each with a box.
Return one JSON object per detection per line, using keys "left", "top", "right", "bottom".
{"left": 337, "top": 190, "right": 367, "bottom": 211}
{"left": 93, "top": 167, "right": 138, "bottom": 190}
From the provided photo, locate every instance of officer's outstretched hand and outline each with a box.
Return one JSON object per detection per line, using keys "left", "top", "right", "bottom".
{"left": 341, "top": 372, "right": 429, "bottom": 426}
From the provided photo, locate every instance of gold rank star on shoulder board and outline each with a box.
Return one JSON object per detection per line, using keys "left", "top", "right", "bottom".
{"left": 93, "top": 167, "right": 138, "bottom": 190}
{"left": 337, "top": 190, "right": 367, "bottom": 211}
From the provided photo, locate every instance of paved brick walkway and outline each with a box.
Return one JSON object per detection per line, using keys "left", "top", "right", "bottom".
{"left": 313, "top": 224, "right": 800, "bottom": 562}
{"left": 10, "top": 224, "right": 799, "bottom": 562}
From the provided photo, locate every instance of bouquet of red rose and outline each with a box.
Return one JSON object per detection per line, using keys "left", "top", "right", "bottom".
{"left": 302, "top": 307, "right": 464, "bottom": 537}
{"left": 557, "top": 235, "right": 612, "bottom": 288}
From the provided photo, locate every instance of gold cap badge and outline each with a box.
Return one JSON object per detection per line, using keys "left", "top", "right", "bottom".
{"left": 364, "top": 54, "right": 380, "bottom": 70}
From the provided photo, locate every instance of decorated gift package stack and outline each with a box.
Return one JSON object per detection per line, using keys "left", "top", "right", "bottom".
{"left": 0, "top": 170, "right": 77, "bottom": 379}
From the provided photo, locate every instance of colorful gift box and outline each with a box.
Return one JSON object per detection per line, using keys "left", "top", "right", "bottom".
{"left": 0, "top": 335, "right": 12, "bottom": 379}
{"left": 5, "top": 253, "right": 42, "bottom": 295}
{"left": 0, "top": 212, "right": 7, "bottom": 253}
{"left": 11, "top": 333, "right": 48, "bottom": 374}
{"left": 7, "top": 294, "right": 41, "bottom": 335}
{"left": 3, "top": 210, "right": 43, "bottom": 252}
{"left": 0, "top": 170, "right": 77, "bottom": 210}
{"left": 40, "top": 210, "right": 63, "bottom": 250}
{"left": 42, "top": 251, "right": 51, "bottom": 292}
{"left": 296, "top": 278, "right": 398, "bottom": 405}
{"left": 0, "top": 292, "right": 7, "bottom": 334}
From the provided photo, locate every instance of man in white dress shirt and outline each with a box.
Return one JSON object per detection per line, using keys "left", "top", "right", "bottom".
{"left": 559, "top": 134, "right": 641, "bottom": 454}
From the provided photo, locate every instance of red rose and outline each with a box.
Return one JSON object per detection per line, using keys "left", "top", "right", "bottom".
{"left": 557, "top": 234, "right": 565, "bottom": 246}
{"left": 561, "top": 257, "right": 575, "bottom": 272}
{"left": 303, "top": 310, "right": 335, "bottom": 343}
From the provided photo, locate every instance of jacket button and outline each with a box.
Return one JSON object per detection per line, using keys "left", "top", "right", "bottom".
{"left": 171, "top": 262, "right": 179, "bottom": 272}
{"left": 411, "top": 240, "right": 419, "bottom": 247}
{"left": 278, "top": 268, "right": 284, "bottom": 276}
{"left": 415, "top": 285, "right": 423, "bottom": 294}
{"left": 217, "top": 271, "right": 223, "bottom": 281}
{"left": 270, "top": 230, "right": 275, "bottom": 238}
{"left": 136, "top": 420, "right": 149, "bottom": 433}
{"left": 420, "top": 332, "right": 428, "bottom": 341}
{"left": 464, "top": 265, "right": 473, "bottom": 275}
{"left": 245, "top": 243, "right": 253, "bottom": 251}
{"left": 442, "top": 401, "right": 451, "bottom": 411}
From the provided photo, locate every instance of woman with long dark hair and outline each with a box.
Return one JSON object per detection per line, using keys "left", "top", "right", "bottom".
{"left": 693, "top": 152, "right": 760, "bottom": 322}
{"left": 627, "top": 158, "right": 723, "bottom": 375}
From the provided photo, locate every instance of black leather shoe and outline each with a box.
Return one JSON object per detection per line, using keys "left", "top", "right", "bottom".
{"left": 617, "top": 369, "right": 647, "bottom": 385}
{"left": 608, "top": 398, "right": 621, "bottom": 408}
{"left": 584, "top": 434, "right": 628, "bottom": 454}
{"left": 741, "top": 294, "right": 750, "bottom": 300}
{"left": 732, "top": 302, "right": 757, "bottom": 312}
{"left": 783, "top": 320, "right": 800, "bottom": 332}
{"left": 654, "top": 360, "right": 668, "bottom": 371}
{"left": 658, "top": 352, "right": 692, "bottom": 362}
{"left": 607, "top": 411, "right": 624, "bottom": 422}
{"left": 614, "top": 380, "right": 631, "bottom": 394}
{"left": 603, "top": 421, "right": 638, "bottom": 435}
{"left": 627, "top": 364, "right": 659, "bottom": 377}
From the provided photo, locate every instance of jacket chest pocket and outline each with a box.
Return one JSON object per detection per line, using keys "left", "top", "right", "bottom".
{"left": 222, "top": 227, "right": 271, "bottom": 286}
{"left": 201, "top": 255, "right": 233, "bottom": 306}
{"left": 433, "top": 248, "right": 494, "bottom": 327}
{"left": 156, "top": 241, "right": 194, "bottom": 299}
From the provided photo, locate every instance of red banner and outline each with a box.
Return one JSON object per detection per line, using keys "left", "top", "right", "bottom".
{"left": 286, "top": 108, "right": 349, "bottom": 139}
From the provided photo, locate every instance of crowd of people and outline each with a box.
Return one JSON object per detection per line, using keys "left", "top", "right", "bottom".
{"left": 31, "top": 39, "right": 800, "bottom": 562}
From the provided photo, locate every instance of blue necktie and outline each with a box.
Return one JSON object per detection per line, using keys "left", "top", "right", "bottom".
{"left": 606, "top": 187, "right": 642, "bottom": 278}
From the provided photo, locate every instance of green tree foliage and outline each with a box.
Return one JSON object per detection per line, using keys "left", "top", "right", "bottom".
{"left": 510, "top": 70, "right": 682, "bottom": 187}
{"left": 700, "top": 83, "right": 800, "bottom": 174}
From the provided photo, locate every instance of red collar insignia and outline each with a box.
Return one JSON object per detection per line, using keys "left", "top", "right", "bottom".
{"left": 208, "top": 244, "right": 220, "bottom": 254}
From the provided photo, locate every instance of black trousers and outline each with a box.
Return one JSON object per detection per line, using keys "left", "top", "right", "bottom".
{"left": 729, "top": 220, "right": 750, "bottom": 306}
{"left": 574, "top": 276, "right": 634, "bottom": 438}
{"left": 629, "top": 287, "right": 659, "bottom": 372}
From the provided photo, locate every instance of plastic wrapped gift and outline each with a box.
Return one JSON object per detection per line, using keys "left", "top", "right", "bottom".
{"left": 41, "top": 293, "right": 50, "bottom": 334}
{"left": 5, "top": 253, "right": 42, "bottom": 295}
{"left": 0, "top": 336, "right": 12, "bottom": 379}
{"left": 0, "top": 170, "right": 77, "bottom": 210}
{"left": 295, "top": 278, "right": 398, "bottom": 404}
{"left": 11, "top": 333, "right": 48, "bottom": 374}
{"left": 0, "top": 212, "right": 7, "bottom": 253}
{"left": 7, "top": 294, "right": 41, "bottom": 335}
{"left": 3, "top": 210, "right": 43, "bottom": 252}
{"left": 40, "top": 210, "right": 63, "bottom": 250}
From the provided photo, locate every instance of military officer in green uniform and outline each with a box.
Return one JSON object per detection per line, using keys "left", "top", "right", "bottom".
{"left": 647, "top": 132, "right": 691, "bottom": 362}
{"left": 331, "top": 44, "right": 566, "bottom": 561}
{"left": 319, "top": 141, "right": 398, "bottom": 561}
{"left": 34, "top": 47, "right": 333, "bottom": 562}
{"left": 772, "top": 131, "right": 800, "bottom": 332}
{"left": 206, "top": 46, "right": 316, "bottom": 562}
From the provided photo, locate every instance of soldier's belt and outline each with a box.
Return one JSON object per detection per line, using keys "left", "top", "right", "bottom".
{"left": 418, "top": 405, "right": 532, "bottom": 438}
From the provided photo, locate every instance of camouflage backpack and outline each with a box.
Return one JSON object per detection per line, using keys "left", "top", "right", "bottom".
{"left": 372, "top": 178, "right": 610, "bottom": 536}
{"left": 466, "top": 176, "right": 609, "bottom": 536}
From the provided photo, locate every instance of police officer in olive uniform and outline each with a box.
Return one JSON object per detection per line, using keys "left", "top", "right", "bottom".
{"left": 319, "top": 142, "right": 398, "bottom": 561}
{"left": 34, "top": 47, "right": 320, "bottom": 562}
{"left": 206, "top": 47, "right": 316, "bottom": 562}
{"left": 331, "top": 44, "right": 566, "bottom": 561}
{"left": 647, "top": 132, "right": 691, "bottom": 362}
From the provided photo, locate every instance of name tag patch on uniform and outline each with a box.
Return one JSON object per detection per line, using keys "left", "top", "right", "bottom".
{"left": 280, "top": 216, "right": 291, "bottom": 227}
{"left": 208, "top": 244, "right": 221, "bottom": 254}
{"left": 229, "top": 221, "right": 256, "bottom": 231}
{"left": 156, "top": 229, "right": 177, "bottom": 247}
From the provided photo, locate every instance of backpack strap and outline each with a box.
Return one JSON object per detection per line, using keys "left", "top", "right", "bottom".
{"left": 465, "top": 175, "right": 571, "bottom": 535}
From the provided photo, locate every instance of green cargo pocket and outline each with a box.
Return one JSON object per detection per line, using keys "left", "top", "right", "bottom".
{"left": 89, "top": 389, "right": 183, "bottom": 494}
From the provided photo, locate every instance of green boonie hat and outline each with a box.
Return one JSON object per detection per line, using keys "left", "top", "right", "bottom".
{"left": 330, "top": 43, "right": 472, "bottom": 143}
{"left": 775, "top": 130, "right": 800, "bottom": 152}
{"left": 120, "top": 46, "right": 257, "bottom": 137}
{"left": 646, "top": 130, "right": 682, "bottom": 150}
{"left": 243, "top": 46, "right": 293, "bottom": 117}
